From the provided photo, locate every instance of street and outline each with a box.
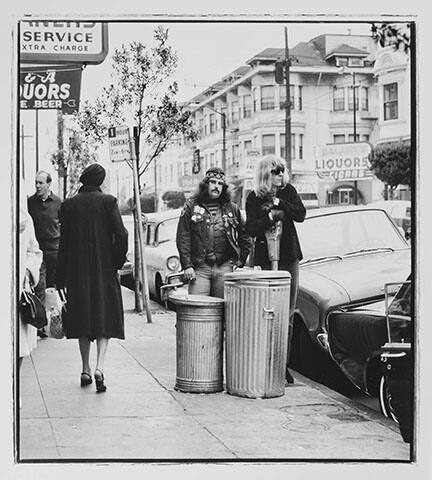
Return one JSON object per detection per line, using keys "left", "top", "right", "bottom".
{"left": 18, "top": 286, "right": 410, "bottom": 462}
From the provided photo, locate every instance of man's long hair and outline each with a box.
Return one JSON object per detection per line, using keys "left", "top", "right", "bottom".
{"left": 192, "top": 178, "right": 231, "bottom": 204}
{"left": 254, "top": 154, "right": 289, "bottom": 198}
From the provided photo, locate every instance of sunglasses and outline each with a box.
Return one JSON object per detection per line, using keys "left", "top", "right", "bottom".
{"left": 271, "top": 166, "right": 285, "bottom": 175}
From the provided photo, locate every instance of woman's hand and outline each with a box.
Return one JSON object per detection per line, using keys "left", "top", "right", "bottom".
{"left": 23, "top": 269, "right": 32, "bottom": 291}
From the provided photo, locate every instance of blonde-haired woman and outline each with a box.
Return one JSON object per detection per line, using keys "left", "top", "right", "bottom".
{"left": 245, "top": 154, "right": 306, "bottom": 383}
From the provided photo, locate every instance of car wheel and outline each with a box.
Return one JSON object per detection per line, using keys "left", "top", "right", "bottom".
{"left": 379, "top": 376, "right": 399, "bottom": 422}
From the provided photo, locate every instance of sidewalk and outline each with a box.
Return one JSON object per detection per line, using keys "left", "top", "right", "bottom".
{"left": 18, "top": 287, "right": 411, "bottom": 462}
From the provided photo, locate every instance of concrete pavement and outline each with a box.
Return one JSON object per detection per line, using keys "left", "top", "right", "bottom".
{"left": 18, "top": 287, "right": 411, "bottom": 462}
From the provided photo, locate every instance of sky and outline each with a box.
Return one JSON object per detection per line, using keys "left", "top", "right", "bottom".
{"left": 80, "top": 19, "right": 374, "bottom": 104}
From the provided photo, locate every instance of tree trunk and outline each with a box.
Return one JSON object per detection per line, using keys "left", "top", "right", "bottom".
{"left": 133, "top": 207, "right": 144, "bottom": 312}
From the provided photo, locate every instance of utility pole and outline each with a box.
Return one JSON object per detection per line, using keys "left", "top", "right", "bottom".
{"left": 352, "top": 71, "right": 358, "bottom": 205}
{"left": 20, "top": 124, "right": 32, "bottom": 180}
{"left": 221, "top": 111, "right": 227, "bottom": 173}
{"left": 284, "top": 27, "right": 292, "bottom": 176}
{"left": 35, "top": 109, "right": 39, "bottom": 173}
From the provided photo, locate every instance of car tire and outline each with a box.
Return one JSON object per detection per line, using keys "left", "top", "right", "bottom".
{"left": 379, "top": 376, "right": 399, "bottom": 422}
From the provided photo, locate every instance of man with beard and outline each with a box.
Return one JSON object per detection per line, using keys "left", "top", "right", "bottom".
{"left": 176, "top": 167, "right": 251, "bottom": 298}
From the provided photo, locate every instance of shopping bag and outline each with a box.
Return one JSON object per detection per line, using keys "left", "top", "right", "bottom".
{"left": 46, "top": 288, "right": 66, "bottom": 339}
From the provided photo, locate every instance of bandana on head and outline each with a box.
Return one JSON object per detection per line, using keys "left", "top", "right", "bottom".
{"left": 205, "top": 167, "right": 225, "bottom": 181}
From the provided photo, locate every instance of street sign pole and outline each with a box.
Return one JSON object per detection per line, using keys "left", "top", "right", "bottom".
{"left": 129, "top": 131, "right": 152, "bottom": 324}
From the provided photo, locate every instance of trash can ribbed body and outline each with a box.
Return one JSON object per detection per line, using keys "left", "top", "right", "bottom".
{"left": 224, "top": 271, "right": 291, "bottom": 399}
{"left": 171, "top": 294, "right": 224, "bottom": 393}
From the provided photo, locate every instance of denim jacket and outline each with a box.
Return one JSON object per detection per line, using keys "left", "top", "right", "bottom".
{"left": 176, "top": 199, "right": 251, "bottom": 270}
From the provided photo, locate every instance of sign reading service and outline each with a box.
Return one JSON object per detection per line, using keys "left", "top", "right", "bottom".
{"left": 20, "top": 21, "right": 108, "bottom": 64}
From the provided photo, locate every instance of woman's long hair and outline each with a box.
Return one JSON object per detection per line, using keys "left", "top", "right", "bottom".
{"left": 254, "top": 154, "right": 289, "bottom": 198}
{"left": 192, "top": 178, "right": 231, "bottom": 204}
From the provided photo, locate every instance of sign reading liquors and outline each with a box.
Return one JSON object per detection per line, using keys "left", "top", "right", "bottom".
{"left": 315, "top": 142, "right": 373, "bottom": 181}
{"left": 20, "top": 21, "right": 108, "bottom": 64}
{"left": 108, "top": 126, "right": 131, "bottom": 163}
{"left": 20, "top": 67, "right": 82, "bottom": 113}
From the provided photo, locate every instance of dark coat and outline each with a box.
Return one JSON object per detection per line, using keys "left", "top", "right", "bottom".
{"left": 245, "top": 184, "right": 306, "bottom": 267}
{"left": 56, "top": 186, "right": 128, "bottom": 340}
{"left": 176, "top": 198, "right": 251, "bottom": 270}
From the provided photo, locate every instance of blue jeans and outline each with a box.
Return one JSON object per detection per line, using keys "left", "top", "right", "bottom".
{"left": 188, "top": 261, "right": 234, "bottom": 298}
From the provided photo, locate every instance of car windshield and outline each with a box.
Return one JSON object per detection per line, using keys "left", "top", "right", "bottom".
{"left": 156, "top": 218, "right": 179, "bottom": 243}
{"left": 297, "top": 209, "right": 407, "bottom": 262}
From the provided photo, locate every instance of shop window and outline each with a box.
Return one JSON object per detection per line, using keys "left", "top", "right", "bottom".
{"left": 384, "top": 83, "right": 398, "bottom": 120}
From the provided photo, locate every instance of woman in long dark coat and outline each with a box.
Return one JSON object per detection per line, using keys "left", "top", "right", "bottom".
{"left": 245, "top": 154, "right": 306, "bottom": 384}
{"left": 56, "top": 163, "right": 128, "bottom": 392}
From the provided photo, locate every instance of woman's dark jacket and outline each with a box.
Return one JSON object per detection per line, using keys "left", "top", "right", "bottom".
{"left": 56, "top": 186, "right": 128, "bottom": 340}
{"left": 245, "top": 184, "right": 306, "bottom": 267}
{"left": 176, "top": 198, "right": 251, "bottom": 270}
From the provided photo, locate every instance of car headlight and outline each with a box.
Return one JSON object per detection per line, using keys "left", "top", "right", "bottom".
{"left": 167, "top": 256, "right": 180, "bottom": 272}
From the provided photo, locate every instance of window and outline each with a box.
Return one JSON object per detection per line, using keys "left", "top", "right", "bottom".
{"left": 349, "top": 57, "right": 364, "bottom": 67}
{"left": 333, "top": 87, "right": 345, "bottom": 111}
{"left": 209, "top": 113, "right": 215, "bottom": 133}
{"left": 348, "top": 86, "right": 358, "bottom": 111}
{"left": 253, "top": 88, "right": 258, "bottom": 112}
{"left": 279, "top": 85, "right": 295, "bottom": 109}
{"left": 261, "top": 86, "right": 275, "bottom": 110}
{"left": 384, "top": 83, "right": 398, "bottom": 120}
{"left": 262, "top": 134, "right": 275, "bottom": 155}
{"left": 210, "top": 152, "right": 215, "bottom": 167}
{"left": 333, "top": 134, "right": 346, "bottom": 143}
{"left": 299, "top": 134, "right": 304, "bottom": 159}
{"left": 336, "top": 57, "right": 348, "bottom": 67}
{"left": 362, "top": 134, "right": 370, "bottom": 142}
{"left": 348, "top": 134, "right": 360, "bottom": 142}
{"left": 361, "top": 87, "right": 369, "bottom": 111}
{"left": 244, "top": 140, "right": 252, "bottom": 155}
{"left": 243, "top": 95, "right": 252, "bottom": 118}
{"left": 183, "top": 162, "right": 189, "bottom": 176}
{"left": 298, "top": 85, "right": 303, "bottom": 111}
{"left": 232, "top": 144, "right": 239, "bottom": 163}
{"left": 280, "top": 133, "right": 295, "bottom": 159}
{"left": 231, "top": 101, "right": 239, "bottom": 122}
{"left": 199, "top": 118, "right": 204, "bottom": 137}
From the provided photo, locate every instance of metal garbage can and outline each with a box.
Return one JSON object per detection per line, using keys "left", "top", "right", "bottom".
{"left": 224, "top": 270, "right": 291, "bottom": 399}
{"left": 170, "top": 294, "right": 224, "bottom": 393}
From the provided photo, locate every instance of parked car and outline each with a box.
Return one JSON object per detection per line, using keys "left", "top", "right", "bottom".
{"left": 326, "top": 276, "right": 412, "bottom": 408}
{"left": 120, "top": 209, "right": 183, "bottom": 301}
{"left": 288, "top": 205, "right": 411, "bottom": 389}
{"left": 367, "top": 200, "right": 411, "bottom": 240}
{"left": 379, "top": 280, "right": 412, "bottom": 443}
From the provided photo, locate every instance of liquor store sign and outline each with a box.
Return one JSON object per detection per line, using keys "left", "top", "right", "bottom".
{"left": 315, "top": 142, "right": 373, "bottom": 181}
{"left": 20, "top": 21, "right": 108, "bottom": 64}
{"left": 20, "top": 67, "right": 82, "bottom": 114}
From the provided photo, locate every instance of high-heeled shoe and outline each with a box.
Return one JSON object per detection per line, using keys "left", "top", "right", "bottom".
{"left": 80, "top": 372, "right": 92, "bottom": 387}
{"left": 94, "top": 369, "right": 107, "bottom": 393}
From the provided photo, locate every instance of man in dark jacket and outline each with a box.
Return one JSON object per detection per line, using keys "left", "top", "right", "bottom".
{"left": 176, "top": 167, "right": 251, "bottom": 298}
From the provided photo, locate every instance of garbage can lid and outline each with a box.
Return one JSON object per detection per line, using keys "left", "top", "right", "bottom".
{"left": 170, "top": 293, "right": 225, "bottom": 307}
{"left": 224, "top": 269, "right": 291, "bottom": 281}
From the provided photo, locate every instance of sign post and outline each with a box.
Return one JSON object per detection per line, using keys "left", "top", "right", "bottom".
{"left": 108, "top": 126, "right": 152, "bottom": 323}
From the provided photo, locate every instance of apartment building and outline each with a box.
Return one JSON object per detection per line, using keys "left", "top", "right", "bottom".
{"left": 142, "top": 33, "right": 411, "bottom": 209}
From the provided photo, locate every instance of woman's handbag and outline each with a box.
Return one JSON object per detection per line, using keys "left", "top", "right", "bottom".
{"left": 19, "top": 289, "right": 47, "bottom": 329}
{"left": 47, "top": 289, "right": 67, "bottom": 339}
